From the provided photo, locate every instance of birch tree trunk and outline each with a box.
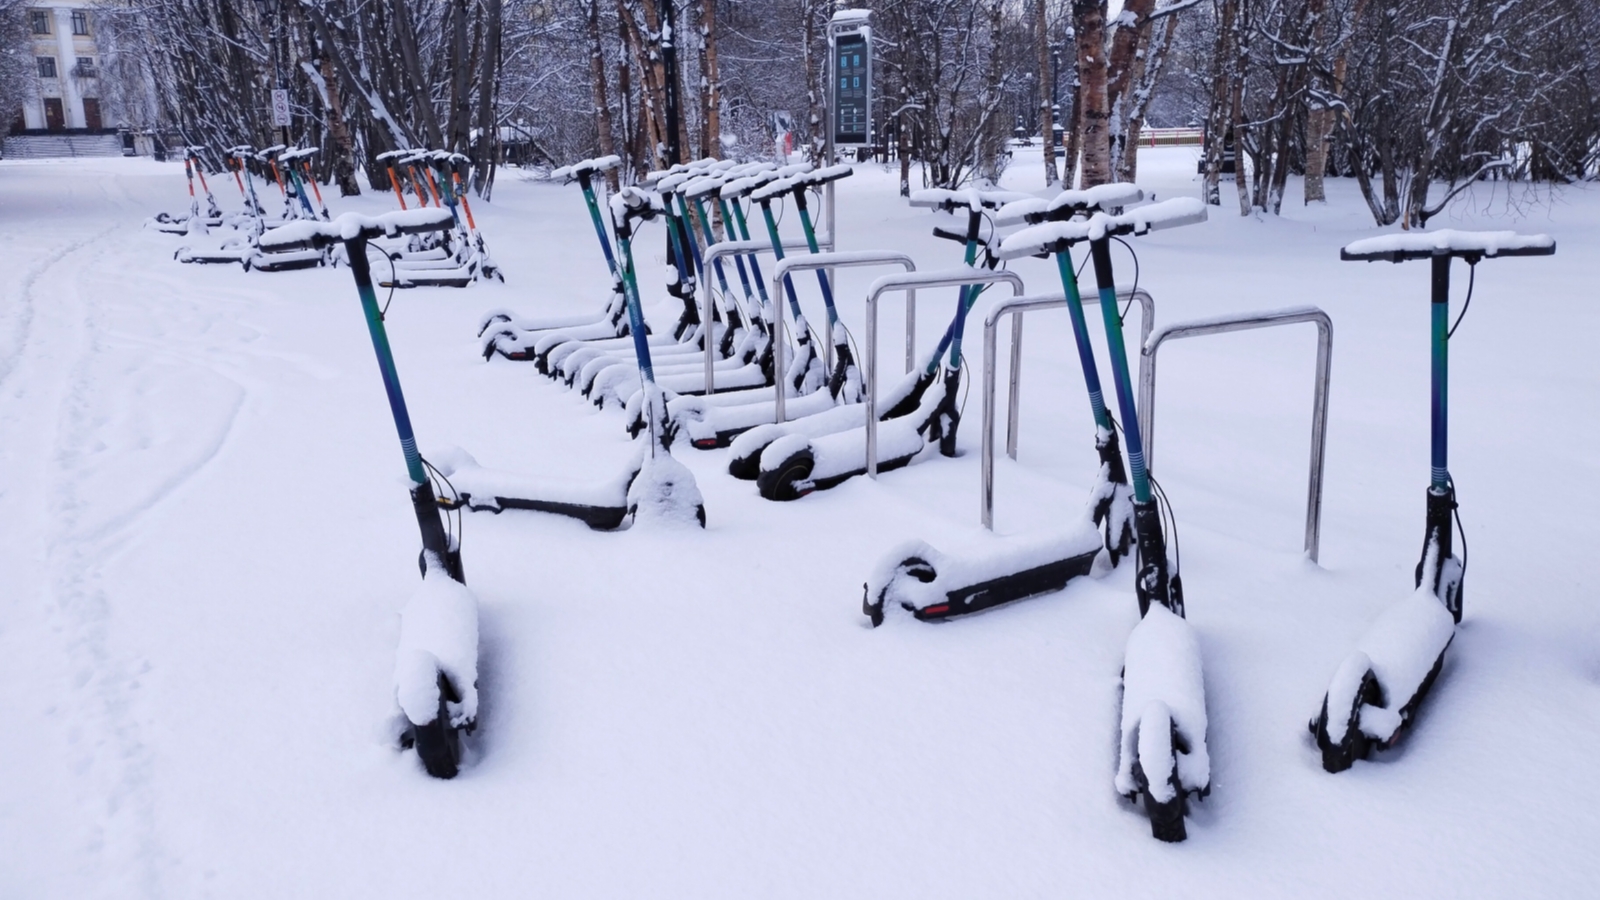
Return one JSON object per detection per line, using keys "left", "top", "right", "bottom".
{"left": 1071, "top": 0, "right": 1111, "bottom": 187}
{"left": 587, "top": 0, "right": 621, "bottom": 190}
{"left": 1104, "top": 0, "right": 1156, "bottom": 182}
{"left": 700, "top": 0, "right": 722, "bottom": 162}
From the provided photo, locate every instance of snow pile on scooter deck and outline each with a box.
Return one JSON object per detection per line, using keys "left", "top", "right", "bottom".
{"left": 394, "top": 561, "right": 480, "bottom": 730}
{"left": 628, "top": 452, "right": 707, "bottom": 528}
{"left": 1323, "top": 581, "right": 1456, "bottom": 746}
{"left": 428, "top": 445, "right": 636, "bottom": 511}
{"left": 866, "top": 527, "right": 1102, "bottom": 620}
{"left": 1117, "top": 605, "right": 1209, "bottom": 800}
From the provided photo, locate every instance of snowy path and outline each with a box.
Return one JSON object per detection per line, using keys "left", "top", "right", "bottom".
{"left": 2, "top": 155, "right": 1597, "bottom": 897}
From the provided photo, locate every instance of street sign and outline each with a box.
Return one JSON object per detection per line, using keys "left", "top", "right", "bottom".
{"left": 270, "top": 89, "right": 291, "bottom": 128}
{"left": 831, "top": 22, "right": 871, "bottom": 146}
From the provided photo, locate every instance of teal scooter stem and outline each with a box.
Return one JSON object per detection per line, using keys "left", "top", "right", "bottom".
{"left": 1089, "top": 235, "right": 1177, "bottom": 617}
{"left": 346, "top": 231, "right": 463, "bottom": 582}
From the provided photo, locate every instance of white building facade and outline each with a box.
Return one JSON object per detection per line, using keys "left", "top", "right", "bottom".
{"left": 13, "top": 1, "right": 105, "bottom": 132}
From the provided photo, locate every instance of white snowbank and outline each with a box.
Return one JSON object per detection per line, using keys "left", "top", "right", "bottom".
{"left": 1117, "top": 605, "right": 1209, "bottom": 798}
{"left": 394, "top": 558, "right": 480, "bottom": 729}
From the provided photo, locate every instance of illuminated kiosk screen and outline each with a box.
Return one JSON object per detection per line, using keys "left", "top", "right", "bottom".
{"left": 833, "top": 34, "right": 869, "bottom": 145}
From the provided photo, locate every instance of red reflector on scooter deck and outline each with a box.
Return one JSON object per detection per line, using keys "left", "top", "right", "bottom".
{"left": 692, "top": 438, "right": 720, "bottom": 449}
{"left": 920, "top": 604, "right": 950, "bottom": 617}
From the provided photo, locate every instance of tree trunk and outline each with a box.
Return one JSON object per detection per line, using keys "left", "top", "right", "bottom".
{"left": 587, "top": 0, "right": 621, "bottom": 190}
{"left": 474, "top": 0, "right": 503, "bottom": 193}
{"left": 700, "top": 0, "right": 722, "bottom": 161}
{"left": 1305, "top": 0, "right": 1367, "bottom": 203}
{"left": 1036, "top": 0, "right": 1058, "bottom": 186}
{"left": 1104, "top": 0, "right": 1156, "bottom": 181}
{"left": 390, "top": 0, "right": 444, "bottom": 148}
{"left": 1063, "top": 79, "right": 1083, "bottom": 187}
{"left": 1119, "top": 11, "right": 1179, "bottom": 182}
{"left": 319, "top": 53, "right": 360, "bottom": 195}
{"left": 803, "top": 0, "right": 825, "bottom": 163}
{"left": 1071, "top": 0, "right": 1111, "bottom": 187}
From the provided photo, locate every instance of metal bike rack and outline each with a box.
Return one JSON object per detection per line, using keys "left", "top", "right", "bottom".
{"left": 980, "top": 287, "right": 1155, "bottom": 530}
{"left": 698, "top": 237, "right": 818, "bottom": 394}
{"left": 865, "top": 267, "right": 1025, "bottom": 477}
{"left": 766, "top": 250, "right": 918, "bottom": 420}
{"left": 1137, "top": 305, "right": 1333, "bottom": 562}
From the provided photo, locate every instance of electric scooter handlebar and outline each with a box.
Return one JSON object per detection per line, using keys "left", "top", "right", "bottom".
{"left": 995, "top": 197, "right": 1207, "bottom": 259}
{"left": 720, "top": 171, "right": 781, "bottom": 200}
{"left": 909, "top": 187, "right": 1031, "bottom": 213}
{"left": 259, "top": 208, "right": 456, "bottom": 253}
{"left": 551, "top": 155, "right": 622, "bottom": 184}
{"left": 749, "top": 164, "right": 820, "bottom": 203}
{"left": 992, "top": 183, "right": 1145, "bottom": 226}
{"left": 1340, "top": 230, "right": 1556, "bottom": 263}
{"left": 682, "top": 172, "right": 733, "bottom": 200}
{"left": 256, "top": 144, "right": 287, "bottom": 161}
{"left": 642, "top": 157, "right": 722, "bottom": 187}
{"left": 791, "top": 163, "right": 854, "bottom": 188}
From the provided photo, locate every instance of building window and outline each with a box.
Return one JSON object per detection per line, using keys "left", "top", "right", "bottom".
{"left": 37, "top": 57, "right": 58, "bottom": 80}
{"left": 30, "top": 10, "right": 50, "bottom": 34}
{"left": 71, "top": 11, "right": 90, "bottom": 36}
{"left": 76, "top": 57, "right": 96, "bottom": 78}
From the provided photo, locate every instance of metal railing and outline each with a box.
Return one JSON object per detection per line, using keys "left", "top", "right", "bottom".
{"left": 980, "top": 287, "right": 1155, "bottom": 529}
{"left": 865, "top": 267, "right": 1025, "bottom": 477}
{"left": 697, "top": 237, "right": 817, "bottom": 395}
{"left": 766, "top": 250, "right": 918, "bottom": 421}
{"left": 1137, "top": 306, "right": 1333, "bottom": 562}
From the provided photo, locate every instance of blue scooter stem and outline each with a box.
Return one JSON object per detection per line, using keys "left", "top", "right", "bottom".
{"left": 1430, "top": 255, "right": 1450, "bottom": 491}
{"left": 1089, "top": 237, "right": 1152, "bottom": 505}
{"left": 284, "top": 165, "right": 320, "bottom": 220}
{"left": 616, "top": 233, "right": 656, "bottom": 383}
{"left": 790, "top": 192, "right": 838, "bottom": 328}
{"left": 689, "top": 196, "right": 737, "bottom": 302}
{"left": 758, "top": 200, "right": 805, "bottom": 319}
{"left": 345, "top": 236, "right": 462, "bottom": 582}
{"left": 941, "top": 208, "right": 985, "bottom": 375}
{"left": 713, "top": 196, "right": 758, "bottom": 305}
{"left": 347, "top": 241, "right": 427, "bottom": 486}
{"left": 1054, "top": 250, "right": 1114, "bottom": 432}
{"left": 729, "top": 201, "right": 772, "bottom": 307}
{"left": 576, "top": 172, "right": 621, "bottom": 282}
{"left": 673, "top": 193, "right": 708, "bottom": 284}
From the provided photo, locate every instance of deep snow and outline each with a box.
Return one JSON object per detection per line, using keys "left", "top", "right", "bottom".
{"left": 2, "top": 147, "right": 1598, "bottom": 897}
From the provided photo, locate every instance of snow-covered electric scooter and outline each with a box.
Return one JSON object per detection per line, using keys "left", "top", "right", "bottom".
{"left": 750, "top": 186, "right": 1023, "bottom": 501}
{"left": 1311, "top": 229, "right": 1555, "bottom": 773}
{"left": 260, "top": 208, "right": 478, "bottom": 779}
{"left": 862, "top": 182, "right": 1144, "bottom": 627}
{"left": 148, "top": 145, "right": 223, "bottom": 234}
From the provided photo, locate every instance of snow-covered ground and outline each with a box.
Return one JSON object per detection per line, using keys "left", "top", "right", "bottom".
{"left": 2, "top": 147, "right": 1596, "bottom": 897}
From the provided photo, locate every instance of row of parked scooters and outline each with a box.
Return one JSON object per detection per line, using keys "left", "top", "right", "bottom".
{"left": 274, "top": 147, "right": 1554, "bottom": 844}
{"left": 145, "top": 143, "right": 501, "bottom": 287}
